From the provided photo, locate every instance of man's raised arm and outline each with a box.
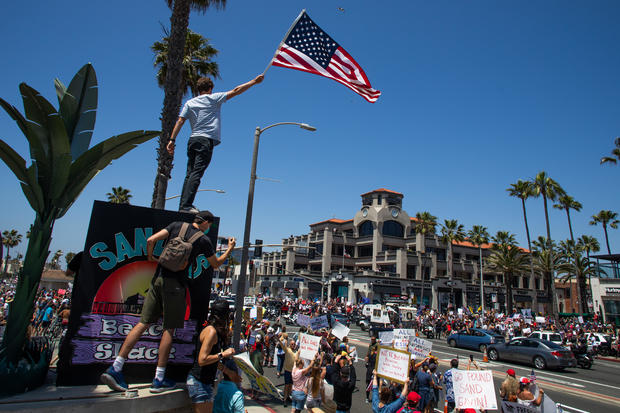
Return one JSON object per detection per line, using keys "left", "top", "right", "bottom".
{"left": 226, "top": 75, "right": 264, "bottom": 100}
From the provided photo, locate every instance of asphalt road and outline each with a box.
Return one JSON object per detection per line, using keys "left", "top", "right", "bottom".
{"left": 255, "top": 324, "right": 620, "bottom": 413}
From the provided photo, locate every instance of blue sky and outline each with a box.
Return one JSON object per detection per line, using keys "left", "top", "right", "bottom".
{"left": 1, "top": 1, "right": 619, "bottom": 263}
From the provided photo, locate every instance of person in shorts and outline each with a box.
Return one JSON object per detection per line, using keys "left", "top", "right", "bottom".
{"left": 187, "top": 300, "right": 235, "bottom": 413}
{"left": 100, "top": 211, "right": 235, "bottom": 393}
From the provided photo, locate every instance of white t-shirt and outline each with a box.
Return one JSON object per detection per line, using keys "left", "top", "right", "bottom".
{"left": 179, "top": 92, "right": 228, "bottom": 144}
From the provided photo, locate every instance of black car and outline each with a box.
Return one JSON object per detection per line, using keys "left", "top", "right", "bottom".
{"left": 329, "top": 313, "right": 350, "bottom": 327}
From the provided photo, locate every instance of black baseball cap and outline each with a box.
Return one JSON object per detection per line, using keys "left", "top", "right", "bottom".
{"left": 195, "top": 210, "right": 214, "bottom": 223}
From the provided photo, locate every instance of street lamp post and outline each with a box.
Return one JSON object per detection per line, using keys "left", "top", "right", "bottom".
{"left": 232, "top": 122, "right": 316, "bottom": 350}
{"left": 420, "top": 252, "right": 427, "bottom": 308}
{"left": 164, "top": 188, "right": 225, "bottom": 201}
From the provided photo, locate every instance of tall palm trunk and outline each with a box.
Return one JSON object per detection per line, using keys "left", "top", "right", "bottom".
{"left": 603, "top": 224, "right": 611, "bottom": 254}
{"left": 505, "top": 273, "right": 514, "bottom": 313}
{"left": 2, "top": 248, "right": 10, "bottom": 275}
{"left": 152, "top": 0, "right": 191, "bottom": 209}
{"left": 565, "top": 208, "right": 585, "bottom": 313}
{"left": 542, "top": 194, "right": 559, "bottom": 318}
{"left": 1, "top": 214, "right": 54, "bottom": 362}
{"left": 521, "top": 198, "right": 538, "bottom": 312}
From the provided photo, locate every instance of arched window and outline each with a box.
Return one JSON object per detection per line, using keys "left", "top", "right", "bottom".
{"left": 382, "top": 220, "right": 404, "bottom": 237}
{"left": 359, "top": 221, "right": 373, "bottom": 237}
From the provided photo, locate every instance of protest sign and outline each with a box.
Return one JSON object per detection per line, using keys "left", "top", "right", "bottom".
{"left": 578, "top": 316, "right": 584, "bottom": 323}
{"left": 525, "top": 317, "right": 532, "bottom": 325}
{"left": 453, "top": 370, "right": 497, "bottom": 410}
{"left": 299, "top": 333, "right": 321, "bottom": 360}
{"left": 408, "top": 336, "right": 433, "bottom": 359}
{"left": 394, "top": 329, "right": 415, "bottom": 337}
{"left": 250, "top": 307, "right": 258, "bottom": 319}
{"left": 371, "top": 309, "right": 390, "bottom": 323}
{"left": 400, "top": 307, "right": 416, "bottom": 322}
{"left": 244, "top": 296, "right": 256, "bottom": 306}
{"left": 375, "top": 346, "right": 411, "bottom": 384}
{"left": 234, "top": 353, "right": 282, "bottom": 400}
{"left": 501, "top": 401, "right": 538, "bottom": 413}
{"left": 296, "top": 314, "right": 311, "bottom": 327}
{"left": 331, "top": 321, "right": 350, "bottom": 340}
{"left": 535, "top": 316, "right": 545, "bottom": 324}
{"left": 393, "top": 336, "right": 409, "bottom": 351}
{"left": 310, "top": 315, "right": 329, "bottom": 330}
{"left": 378, "top": 330, "right": 394, "bottom": 345}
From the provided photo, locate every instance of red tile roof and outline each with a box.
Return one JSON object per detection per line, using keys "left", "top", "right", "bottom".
{"left": 310, "top": 218, "right": 354, "bottom": 226}
{"left": 360, "top": 188, "right": 403, "bottom": 197}
{"left": 453, "top": 240, "right": 530, "bottom": 253}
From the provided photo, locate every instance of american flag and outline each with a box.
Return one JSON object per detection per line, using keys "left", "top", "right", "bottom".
{"left": 271, "top": 10, "right": 381, "bottom": 103}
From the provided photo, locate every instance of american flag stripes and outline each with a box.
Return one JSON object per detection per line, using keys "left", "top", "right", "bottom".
{"left": 271, "top": 10, "right": 381, "bottom": 103}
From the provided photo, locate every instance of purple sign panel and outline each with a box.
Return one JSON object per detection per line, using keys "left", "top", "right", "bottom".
{"left": 76, "top": 314, "right": 196, "bottom": 342}
{"left": 72, "top": 339, "right": 195, "bottom": 364}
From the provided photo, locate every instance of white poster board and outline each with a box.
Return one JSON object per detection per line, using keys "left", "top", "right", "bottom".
{"left": 299, "top": 333, "right": 321, "bottom": 360}
{"left": 234, "top": 353, "right": 283, "bottom": 400}
{"left": 250, "top": 307, "right": 258, "bottom": 319}
{"left": 378, "top": 330, "right": 394, "bottom": 345}
{"left": 453, "top": 370, "right": 497, "bottom": 410}
{"left": 408, "top": 336, "right": 433, "bottom": 359}
{"left": 535, "top": 316, "right": 545, "bottom": 324}
{"left": 296, "top": 314, "right": 311, "bottom": 327}
{"left": 394, "top": 336, "right": 409, "bottom": 351}
{"left": 578, "top": 316, "right": 584, "bottom": 323}
{"left": 376, "top": 346, "right": 411, "bottom": 384}
{"left": 371, "top": 309, "right": 390, "bottom": 323}
{"left": 331, "top": 322, "right": 350, "bottom": 340}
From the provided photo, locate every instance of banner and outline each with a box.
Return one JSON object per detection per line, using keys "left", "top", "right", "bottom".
{"left": 453, "top": 370, "right": 497, "bottom": 410}
{"left": 371, "top": 308, "right": 390, "bottom": 323}
{"left": 299, "top": 333, "right": 321, "bottom": 360}
{"left": 393, "top": 329, "right": 415, "bottom": 351}
{"left": 331, "top": 321, "right": 350, "bottom": 340}
{"left": 57, "top": 201, "right": 219, "bottom": 385}
{"left": 400, "top": 307, "right": 416, "bottom": 322}
{"left": 535, "top": 316, "right": 545, "bottom": 324}
{"left": 296, "top": 314, "right": 311, "bottom": 327}
{"left": 375, "top": 346, "right": 410, "bottom": 384}
{"left": 310, "top": 315, "right": 329, "bottom": 330}
{"left": 409, "top": 336, "right": 433, "bottom": 359}
{"left": 234, "top": 352, "right": 282, "bottom": 400}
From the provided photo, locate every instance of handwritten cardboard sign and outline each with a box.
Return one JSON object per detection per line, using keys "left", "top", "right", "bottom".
{"left": 234, "top": 352, "right": 282, "bottom": 400}
{"left": 296, "top": 314, "right": 311, "bottom": 327}
{"left": 453, "top": 370, "right": 497, "bottom": 410}
{"left": 299, "top": 333, "right": 321, "bottom": 360}
{"left": 244, "top": 296, "right": 256, "bottom": 306}
{"left": 331, "top": 321, "right": 350, "bottom": 340}
{"left": 408, "top": 336, "right": 433, "bottom": 359}
{"left": 378, "top": 330, "right": 394, "bottom": 345}
{"left": 375, "top": 346, "right": 411, "bottom": 384}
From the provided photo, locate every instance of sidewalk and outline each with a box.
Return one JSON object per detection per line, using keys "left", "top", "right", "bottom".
{"left": 596, "top": 355, "right": 620, "bottom": 363}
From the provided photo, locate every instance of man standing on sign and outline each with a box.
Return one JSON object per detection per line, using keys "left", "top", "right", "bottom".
{"left": 167, "top": 74, "right": 264, "bottom": 213}
{"left": 100, "top": 210, "right": 236, "bottom": 393}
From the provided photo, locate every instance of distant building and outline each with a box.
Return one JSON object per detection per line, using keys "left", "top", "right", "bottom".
{"left": 257, "top": 189, "right": 545, "bottom": 311}
{"left": 40, "top": 270, "right": 73, "bottom": 291}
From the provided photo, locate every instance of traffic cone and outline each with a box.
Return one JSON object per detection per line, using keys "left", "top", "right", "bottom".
{"left": 483, "top": 347, "right": 489, "bottom": 363}
{"left": 444, "top": 399, "right": 449, "bottom": 413}
{"left": 416, "top": 330, "right": 420, "bottom": 337}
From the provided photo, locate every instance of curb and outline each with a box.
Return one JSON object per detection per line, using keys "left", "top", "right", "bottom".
{"left": 596, "top": 356, "right": 620, "bottom": 363}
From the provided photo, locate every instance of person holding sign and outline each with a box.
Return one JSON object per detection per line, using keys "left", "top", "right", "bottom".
{"left": 371, "top": 369, "right": 409, "bottom": 413}
{"left": 332, "top": 354, "right": 357, "bottom": 413}
{"left": 516, "top": 377, "right": 544, "bottom": 408}
{"left": 291, "top": 356, "right": 315, "bottom": 413}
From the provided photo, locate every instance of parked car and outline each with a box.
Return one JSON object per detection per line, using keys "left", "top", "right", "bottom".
{"left": 330, "top": 313, "right": 350, "bottom": 327}
{"left": 447, "top": 328, "right": 505, "bottom": 352}
{"left": 585, "top": 332, "right": 614, "bottom": 355}
{"left": 487, "top": 337, "right": 577, "bottom": 370}
{"left": 528, "top": 331, "right": 564, "bottom": 347}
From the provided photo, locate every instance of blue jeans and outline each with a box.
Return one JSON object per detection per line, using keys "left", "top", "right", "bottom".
{"left": 186, "top": 374, "right": 214, "bottom": 404}
{"left": 291, "top": 390, "right": 307, "bottom": 410}
{"left": 277, "top": 353, "right": 285, "bottom": 373}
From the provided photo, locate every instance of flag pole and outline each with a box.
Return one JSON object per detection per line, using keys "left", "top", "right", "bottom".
{"left": 262, "top": 9, "right": 306, "bottom": 75}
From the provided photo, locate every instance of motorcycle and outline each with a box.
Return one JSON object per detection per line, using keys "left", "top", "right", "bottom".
{"left": 576, "top": 352, "right": 593, "bottom": 369}
{"left": 424, "top": 325, "right": 435, "bottom": 339}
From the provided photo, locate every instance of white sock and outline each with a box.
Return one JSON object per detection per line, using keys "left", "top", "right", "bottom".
{"left": 155, "top": 366, "right": 166, "bottom": 382}
{"left": 112, "top": 356, "right": 125, "bottom": 373}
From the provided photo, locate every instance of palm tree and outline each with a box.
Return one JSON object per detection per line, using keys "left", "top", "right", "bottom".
{"left": 558, "top": 239, "right": 586, "bottom": 313}
{"left": 577, "top": 235, "right": 601, "bottom": 311}
{"left": 152, "top": 28, "right": 220, "bottom": 98}
{"left": 106, "top": 186, "right": 132, "bottom": 204}
{"left": 151, "top": 0, "right": 227, "bottom": 210}
{"left": 507, "top": 180, "right": 538, "bottom": 310}
{"left": 589, "top": 210, "right": 619, "bottom": 255}
{"left": 468, "top": 225, "right": 490, "bottom": 312}
{"left": 50, "top": 250, "right": 63, "bottom": 270}
{"left": 65, "top": 252, "right": 76, "bottom": 269}
{"left": 530, "top": 171, "right": 565, "bottom": 317}
{"left": 553, "top": 195, "right": 582, "bottom": 243}
{"left": 486, "top": 239, "right": 529, "bottom": 314}
{"left": 2, "top": 230, "right": 22, "bottom": 275}
{"left": 557, "top": 255, "right": 597, "bottom": 313}
{"left": 600, "top": 137, "right": 620, "bottom": 165}
{"left": 440, "top": 219, "right": 465, "bottom": 307}
{"left": 0, "top": 64, "right": 158, "bottom": 374}
{"left": 415, "top": 211, "right": 438, "bottom": 235}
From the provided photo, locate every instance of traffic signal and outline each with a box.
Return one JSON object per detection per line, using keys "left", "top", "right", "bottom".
{"left": 253, "top": 239, "right": 263, "bottom": 257}
{"left": 249, "top": 260, "right": 254, "bottom": 271}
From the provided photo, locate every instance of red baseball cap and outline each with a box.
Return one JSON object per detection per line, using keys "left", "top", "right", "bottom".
{"left": 407, "top": 391, "right": 421, "bottom": 404}
{"left": 506, "top": 369, "right": 516, "bottom": 376}
{"left": 520, "top": 377, "right": 530, "bottom": 384}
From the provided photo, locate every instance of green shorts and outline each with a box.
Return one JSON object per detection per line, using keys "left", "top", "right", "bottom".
{"left": 141, "top": 276, "right": 186, "bottom": 329}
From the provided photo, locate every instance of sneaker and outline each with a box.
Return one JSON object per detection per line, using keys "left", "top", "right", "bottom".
{"left": 180, "top": 207, "right": 199, "bottom": 214}
{"left": 100, "top": 366, "right": 128, "bottom": 392}
{"left": 150, "top": 377, "right": 176, "bottom": 393}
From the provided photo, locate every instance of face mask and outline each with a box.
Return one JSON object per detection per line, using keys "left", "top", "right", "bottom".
{"left": 203, "top": 227, "right": 210, "bottom": 235}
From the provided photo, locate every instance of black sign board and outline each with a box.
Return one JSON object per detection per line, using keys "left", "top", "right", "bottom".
{"left": 57, "top": 201, "right": 219, "bottom": 385}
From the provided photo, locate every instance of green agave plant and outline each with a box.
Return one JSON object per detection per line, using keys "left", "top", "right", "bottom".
{"left": 0, "top": 64, "right": 159, "bottom": 378}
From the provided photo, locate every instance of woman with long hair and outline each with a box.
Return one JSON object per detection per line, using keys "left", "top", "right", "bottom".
{"left": 186, "top": 300, "right": 235, "bottom": 413}
{"left": 305, "top": 358, "right": 325, "bottom": 409}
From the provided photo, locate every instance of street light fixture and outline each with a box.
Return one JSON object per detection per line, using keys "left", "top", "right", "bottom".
{"left": 164, "top": 188, "right": 225, "bottom": 201}
{"left": 232, "top": 122, "right": 317, "bottom": 350}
